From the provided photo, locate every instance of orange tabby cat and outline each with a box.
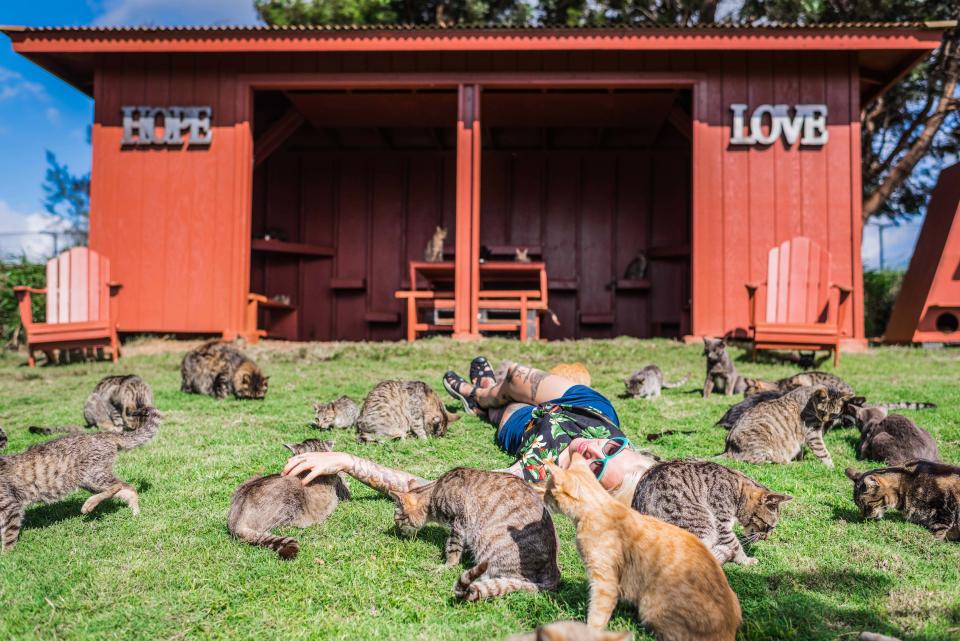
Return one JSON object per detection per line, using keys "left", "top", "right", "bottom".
{"left": 549, "top": 362, "right": 592, "bottom": 387}
{"left": 544, "top": 454, "right": 741, "bottom": 641}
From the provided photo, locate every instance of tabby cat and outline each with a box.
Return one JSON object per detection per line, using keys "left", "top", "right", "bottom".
{"left": 623, "top": 251, "right": 647, "bottom": 281}
{"left": 0, "top": 424, "right": 6, "bottom": 451}
{"left": 514, "top": 248, "right": 531, "bottom": 263}
{"left": 424, "top": 226, "right": 446, "bottom": 262}
{"left": 852, "top": 405, "right": 940, "bottom": 466}
{"left": 845, "top": 460, "right": 960, "bottom": 541}
{"left": 702, "top": 337, "right": 746, "bottom": 397}
{"left": 0, "top": 407, "right": 161, "bottom": 551}
{"left": 228, "top": 439, "right": 350, "bottom": 559}
{"left": 715, "top": 390, "right": 784, "bottom": 429}
{"left": 390, "top": 467, "right": 560, "bottom": 601}
{"left": 724, "top": 385, "right": 849, "bottom": 468}
{"left": 180, "top": 341, "right": 269, "bottom": 400}
{"left": 313, "top": 396, "right": 360, "bottom": 430}
{"left": 743, "top": 371, "right": 854, "bottom": 397}
{"left": 544, "top": 455, "right": 741, "bottom": 638}
{"left": 549, "top": 362, "right": 592, "bottom": 387}
{"left": 631, "top": 460, "right": 792, "bottom": 565}
{"left": 624, "top": 365, "right": 688, "bottom": 399}
{"left": 506, "top": 621, "right": 632, "bottom": 641}
{"left": 356, "top": 380, "right": 459, "bottom": 443}
{"left": 29, "top": 374, "right": 155, "bottom": 436}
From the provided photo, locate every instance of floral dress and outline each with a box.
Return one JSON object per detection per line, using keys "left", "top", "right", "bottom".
{"left": 517, "top": 402, "right": 627, "bottom": 482}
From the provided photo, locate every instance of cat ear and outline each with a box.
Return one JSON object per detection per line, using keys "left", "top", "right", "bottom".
{"left": 814, "top": 386, "right": 828, "bottom": 400}
{"left": 844, "top": 467, "right": 861, "bottom": 482}
{"left": 765, "top": 493, "right": 793, "bottom": 505}
{"left": 283, "top": 443, "right": 299, "bottom": 455}
{"left": 445, "top": 410, "right": 460, "bottom": 423}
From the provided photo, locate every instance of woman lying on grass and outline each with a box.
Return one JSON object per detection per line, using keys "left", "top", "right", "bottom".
{"left": 283, "top": 358, "right": 658, "bottom": 503}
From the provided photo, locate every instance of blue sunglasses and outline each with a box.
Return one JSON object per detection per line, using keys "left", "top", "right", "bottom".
{"left": 587, "top": 437, "right": 631, "bottom": 481}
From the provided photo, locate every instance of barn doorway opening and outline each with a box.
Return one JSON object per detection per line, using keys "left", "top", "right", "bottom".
{"left": 479, "top": 88, "right": 693, "bottom": 339}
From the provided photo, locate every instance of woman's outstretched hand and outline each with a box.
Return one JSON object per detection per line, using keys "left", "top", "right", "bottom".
{"left": 282, "top": 452, "right": 351, "bottom": 485}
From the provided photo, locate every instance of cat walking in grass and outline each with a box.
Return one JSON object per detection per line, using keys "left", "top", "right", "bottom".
{"left": 544, "top": 454, "right": 741, "bottom": 639}
{"left": 228, "top": 439, "right": 349, "bottom": 559}
{"left": 390, "top": 467, "right": 560, "bottom": 601}
{"left": 0, "top": 407, "right": 161, "bottom": 551}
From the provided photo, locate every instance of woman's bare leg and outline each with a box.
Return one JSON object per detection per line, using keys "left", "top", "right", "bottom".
{"left": 464, "top": 362, "right": 575, "bottom": 409}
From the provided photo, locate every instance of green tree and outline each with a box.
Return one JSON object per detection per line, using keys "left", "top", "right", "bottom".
{"left": 255, "top": 0, "right": 531, "bottom": 26}
{"left": 41, "top": 149, "right": 90, "bottom": 245}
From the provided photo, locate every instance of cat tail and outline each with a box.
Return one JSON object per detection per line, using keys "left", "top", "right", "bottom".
{"left": 662, "top": 375, "right": 690, "bottom": 389}
{"left": 453, "top": 561, "right": 548, "bottom": 601}
{"left": 106, "top": 407, "right": 161, "bottom": 450}
{"left": 544, "top": 308, "right": 561, "bottom": 326}
{"left": 28, "top": 425, "right": 86, "bottom": 435}
{"left": 876, "top": 401, "right": 937, "bottom": 410}
{"left": 232, "top": 526, "right": 300, "bottom": 560}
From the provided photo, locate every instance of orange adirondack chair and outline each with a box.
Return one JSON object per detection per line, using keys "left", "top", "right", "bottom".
{"left": 13, "top": 247, "right": 122, "bottom": 367}
{"left": 746, "top": 237, "right": 851, "bottom": 367}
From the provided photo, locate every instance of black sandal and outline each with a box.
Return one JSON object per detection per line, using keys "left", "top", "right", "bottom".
{"left": 443, "top": 371, "right": 479, "bottom": 416}
{"left": 469, "top": 356, "right": 497, "bottom": 388}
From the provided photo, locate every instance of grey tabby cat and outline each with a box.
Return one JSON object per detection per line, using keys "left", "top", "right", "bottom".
{"left": 702, "top": 337, "right": 746, "bottom": 397}
{"left": 181, "top": 340, "right": 269, "bottom": 400}
{"left": 506, "top": 621, "right": 632, "bottom": 641}
{"left": 724, "top": 385, "right": 849, "bottom": 468}
{"left": 514, "top": 248, "right": 531, "bottom": 263}
{"left": 715, "top": 391, "right": 784, "bottom": 429}
{"left": 29, "top": 374, "right": 154, "bottom": 436}
{"left": 624, "top": 365, "right": 688, "bottom": 399}
{"left": 424, "top": 225, "right": 446, "bottom": 262}
{"left": 228, "top": 439, "right": 349, "bottom": 559}
{"left": 851, "top": 405, "right": 940, "bottom": 466}
{"left": 846, "top": 460, "right": 960, "bottom": 541}
{"left": 632, "top": 460, "right": 792, "bottom": 565}
{"left": 391, "top": 467, "right": 560, "bottom": 600}
{"left": 313, "top": 396, "right": 360, "bottom": 430}
{"left": 0, "top": 407, "right": 161, "bottom": 551}
{"left": 0, "top": 424, "right": 6, "bottom": 451}
{"left": 356, "top": 380, "right": 459, "bottom": 443}
{"left": 743, "top": 371, "right": 854, "bottom": 397}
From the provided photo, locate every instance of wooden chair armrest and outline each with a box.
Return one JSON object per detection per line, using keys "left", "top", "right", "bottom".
{"left": 745, "top": 282, "right": 764, "bottom": 328}
{"left": 13, "top": 286, "right": 46, "bottom": 295}
{"left": 833, "top": 284, "right": 852, "bottom": 334}
{"left": 831, "top": 283, "right": 853, "bottom": 295}
{"left": 248, "top": 293, "right": 269, "bottom": 303}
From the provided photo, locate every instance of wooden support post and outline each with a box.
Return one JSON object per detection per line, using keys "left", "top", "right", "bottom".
{"left": 454, "top": 84, "right": 481, "bottom": 338}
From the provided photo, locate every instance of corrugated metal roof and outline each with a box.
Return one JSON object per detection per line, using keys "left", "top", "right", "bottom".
{"left": 1, "top": 21, "right": 952, "bottom": 34}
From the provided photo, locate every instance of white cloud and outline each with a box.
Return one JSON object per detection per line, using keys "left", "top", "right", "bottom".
{"left": 861, "top": 217, "right": 924, "bottom": 271}
{"left": 91, "top": 0, "right": 261, "bottom": 26}
{"left": 0, "top": 66, "right": 48, "bottom": 102}
{"left": 0, "top": 200, "right": 72, "bottom": 262}
{"left": 45, "top": 107, "right": 62, "bottom": 126}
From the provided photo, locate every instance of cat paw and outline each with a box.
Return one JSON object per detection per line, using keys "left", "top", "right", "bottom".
{"left": 739, "top": 557, "right": 759, "bottom": 566}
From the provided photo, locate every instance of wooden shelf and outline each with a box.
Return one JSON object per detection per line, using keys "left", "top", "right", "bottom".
{"left": 647, "top": 244, "right": 690, "bottom": 260}
{"left": 616, "top": 279, "right": 651, "bottom": 290}
{"left": 549, "top": 278, "right": 579, "bottom": 291}
{"left": 365, "top": 311, "right": 400, "bottom": 323}
{"left": 330, "top": 277, "right": 366, "bottom": 290}
{"left": 580, "top": 312, "right": 615, "bottom": 325}
{"left": 259, "top": 299, "right": 296, "bottom": 311}
{"left": 252, "top": 239, "right": 335, "bottom": 257}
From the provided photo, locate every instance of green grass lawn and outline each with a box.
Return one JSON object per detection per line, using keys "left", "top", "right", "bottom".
{"left": 1, "top": 338, "right": 958, "bottom": 641}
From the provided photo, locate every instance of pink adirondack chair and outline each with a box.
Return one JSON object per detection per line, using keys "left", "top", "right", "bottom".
{"left": 13, "top": 247, "right": 122, "bottom": 367}
{"left": 746, "top": 237, "right": 851, "bottom": 366}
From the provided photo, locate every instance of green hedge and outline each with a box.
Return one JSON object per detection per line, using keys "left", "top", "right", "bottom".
{"left": 0, "top": 261, "right": 46, "bottom": 344}
{"left": 863, "top": 269, "right": 904, "bottom": 339}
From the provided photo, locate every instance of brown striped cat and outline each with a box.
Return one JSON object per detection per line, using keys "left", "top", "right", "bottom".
{"left": 181, "top": 341, "right": 269, "bottom": 400}
{"left": 29, "top": 374, "right": 155, "bottom": 436}
{"left": 0, "top": 407, "right": 160, "bottom": 551}
{"left": 313, "top": 396, "right": 360, "bottom": 430}
{"left": 424, "top": 225, "right": 446, "bottom": 262}
{"left": 743, "top": 371, "right": 854, "bottom": 397}
{"left": 631, "top": 460, "right": 792, "bottom": 565}
{"left": 390, "top": 467, "right": 560, "bottom": 601}
{"left": 715, "top": 390, "right": 784, "bottom": 429}
{"left": 544, "top": 454, "right": 741, "bottom": 639}
{"left": 0, "top": 424, "right": 5, "bottom": 451}
{"left": 724, "top": 385, "right": 849, "bottom": 468}
{"left": 845, "top": 460, "right": 960, "bottom": 541}
{"left": 356, "top": 380, "right": 459, "bottom": 443}
{"left": 228, "top": 439, "right": 349, "bottom": 559}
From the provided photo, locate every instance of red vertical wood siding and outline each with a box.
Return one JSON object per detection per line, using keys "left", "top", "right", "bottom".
{"left": 87, "top": 49, "right": 864, "bottom": 341}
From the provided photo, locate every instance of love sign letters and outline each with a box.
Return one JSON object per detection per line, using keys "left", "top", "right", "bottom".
{"left": 729, "top": 104, "right": 828, "bottom": 147}
{"left": 121, "top": 106, "right": 213, "bottom": 147}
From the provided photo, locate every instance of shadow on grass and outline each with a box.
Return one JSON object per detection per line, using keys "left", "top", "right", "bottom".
{"left": 730, "top": 568, "right": 907, "bottom": 641}
{"left": 831, "top": 505, "right": 865, "bottom": 522}
{"left": 23, "top": 479, "right": 152, "bottom": 531}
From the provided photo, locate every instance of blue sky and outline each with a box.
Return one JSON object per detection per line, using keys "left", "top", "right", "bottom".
{"left": 0, "top": 1, "right": 933, "bottom": 267}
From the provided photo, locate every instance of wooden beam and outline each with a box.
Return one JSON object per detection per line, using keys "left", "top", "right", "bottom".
{"left": 666, "top": 102, "right": 692, "bottom": 141}
{"left": 253, "top": 107, "right": 306, "bottom": 168}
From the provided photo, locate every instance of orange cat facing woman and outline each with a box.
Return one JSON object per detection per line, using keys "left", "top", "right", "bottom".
{"left": 544, "top": 454, "right": 741, "bottom": 641}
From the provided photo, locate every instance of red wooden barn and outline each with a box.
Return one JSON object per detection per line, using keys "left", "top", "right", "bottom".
{"left": 4, "top": 22, "right": 948, "bottom": 346}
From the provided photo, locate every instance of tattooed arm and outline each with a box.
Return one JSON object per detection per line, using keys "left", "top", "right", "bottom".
{"left": 283, "top": 452, "right": 430, "bottom": 494}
